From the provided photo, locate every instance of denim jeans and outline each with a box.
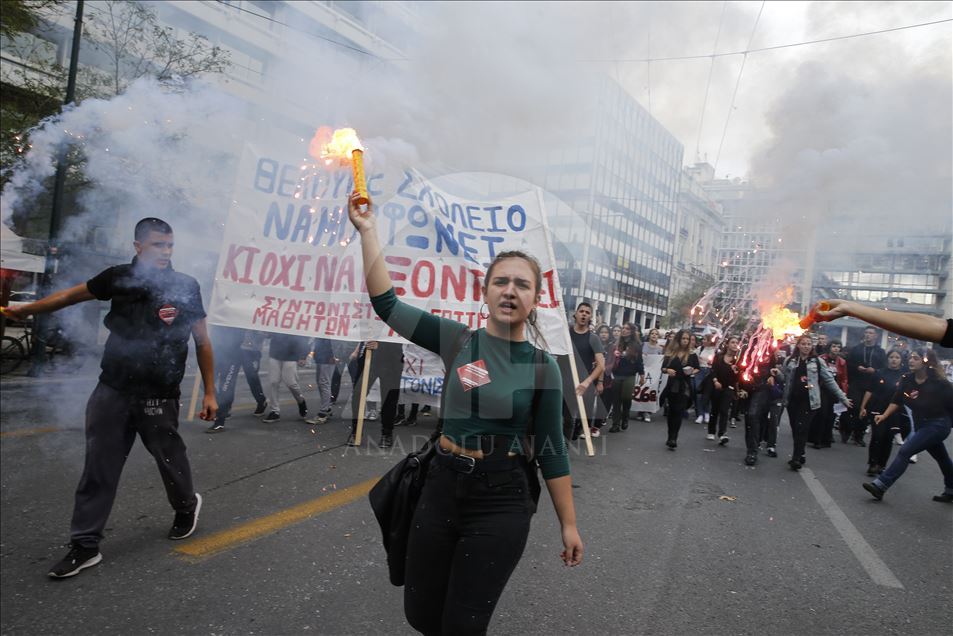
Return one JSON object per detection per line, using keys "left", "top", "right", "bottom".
{"left": 745, "top": 390, "right": 771, "bottom": 452}
{"left": 403, "top": 461, "right": 534, "bottom": 635}
{"left": 693, "top": 368, "right": 711, "bottom": 416}
{"left": 875, "top": 417, "right": 953, "bottom": 494}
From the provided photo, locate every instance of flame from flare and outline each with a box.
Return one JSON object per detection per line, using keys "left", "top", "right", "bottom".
{"left": 760, "top": 305, "right": 805, "bottom": 339}
{"left": 310, "top": 127, "right": 364, "bottom": 161}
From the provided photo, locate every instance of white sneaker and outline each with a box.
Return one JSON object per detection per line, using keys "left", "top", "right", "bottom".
{"left": 695, "top": 415, "right": 705, "bottom": 424}
{"left": 706, "top": 433, "right": 716, "bottom": 440}
{"left": 909, "top": 454, "right": 918, "bottom": 464}
{"left": 893, "top": 433, "right": 903, "bottom": 445}
{"left": 590, "top": 427, "right": 601, "bottom": 438}
{"left": 704, "top": 414, "right": 710, "bottom": 423}
{"left": 366, "top": 409, "right": 378, "bottom": 421}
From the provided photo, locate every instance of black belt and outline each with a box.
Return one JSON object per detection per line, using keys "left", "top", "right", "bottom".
{"left": 434, "top": 444, "right": 526, "bottom": 475}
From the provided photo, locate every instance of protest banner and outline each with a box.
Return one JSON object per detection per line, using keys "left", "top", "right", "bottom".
{"left": 208, "top": 145, "right": 570, "bottom": 355}
{"left": 631, "top": 353, "right": 668, "bottom": 414}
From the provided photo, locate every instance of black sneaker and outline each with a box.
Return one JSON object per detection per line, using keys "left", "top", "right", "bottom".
{"left": 298, "top": 399, "right": 308, "bottom": 419}
{"left": 718, "top": 435, "right": 729, "bottom": 446}
{"left": 380, "top": 434, "right": 394, "bottom": 449}
{"left": 48, "top": 544, "right": 102, "bottom": 578}
{"left": 168, "top": 493, "right": 202, "bottom": 540}
{"left": 262, "top": 411, "right": 280, "bottom": 423}
{"left": 205, "top": 421, "right": 225, "bottom": 434}
{"left": 420, "top": 405, "right": 432, "bottom": 416}
{"left": 766, "top": 447, "right": 778, "bottom": 458}
{"left": 863, "top": 482, "right": 884, "bottom": 501}
{"left": 744, "top": 452, "right": 758, "bottom": 466}
{"left": 346, "top": 433, "right": 359, "bottom": 447}
{"left": 931, "top": 493, "right": 953, "bottom": 503}
{"left": 665, "top": 439, "right": 677, "bottom": 450}
{"left": 253, "top": 401, "right": 268, "bottom": 416}
{"left": 788, "top": 459, "right": 802, "bottom": 471}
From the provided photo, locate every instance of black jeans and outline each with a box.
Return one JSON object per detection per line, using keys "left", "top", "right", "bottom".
{"left": 745, "top": 390, "right": 771, "bottom": 452}
{"left": 787, "top": 398, "right": 815, "bottom": 462}
{"left": 666, "top": 393, "right": 690, "bottom": 442}
{"left": 843, "top": 387, "right": 867, "bottom": 442}
{"left": 707, "top": 388, "right": 733, "bottom": 437}
{"left": 71, "top": 382, "right": 197, "bottom": 548}
{"left": 404, "top": 461, "right": 535, "bottom": 635}
{"left": 868, "top": 412, "right": 907, "bottom": 468}
{"left": 808, "top": 392, "right": 834, "bottom": 447}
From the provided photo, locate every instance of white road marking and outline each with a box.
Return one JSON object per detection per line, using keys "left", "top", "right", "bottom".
{"left": 800, "top": 468, "right": 904, "bottom": 589}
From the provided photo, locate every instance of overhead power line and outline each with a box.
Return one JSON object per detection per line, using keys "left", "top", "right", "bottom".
{"left": 583, "top": 18, "right": 952, "bottom": 64}
{"left": 713, "top": 1, "right": 765, "bottom": 175}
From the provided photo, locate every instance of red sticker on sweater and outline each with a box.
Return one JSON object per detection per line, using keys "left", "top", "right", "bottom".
{"left": 457, "top": 360, "right": 490, "bottom": 391}
{"left": 158, "top": 304, "right": 178, "bottom": 325}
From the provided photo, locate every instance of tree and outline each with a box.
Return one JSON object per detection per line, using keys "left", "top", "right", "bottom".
{"left": 1, "top": 0, "right": 229, "bottom": 229}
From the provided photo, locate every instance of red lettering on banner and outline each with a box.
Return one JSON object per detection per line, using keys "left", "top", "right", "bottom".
{"left": 272, "top": 254, "right": 298, "bottom": 288}
{"left": 441, "top": 265, "right": 467, "bottom": 301}
{"left": 538, "top": 269, "right": 560, "bottom": 308}
{"left": 386, "top": 255, "right": 411, "bottom": 297}
{"left": 412, "top": 260, "right": 435, "bottom": 296}
{"left": 259, "top": 253, "right": 278, "bottom": 285}
{"left": 222, "top": 244, "right": 260, "bottom": 283}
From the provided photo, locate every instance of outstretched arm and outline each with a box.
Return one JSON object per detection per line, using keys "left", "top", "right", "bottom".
{"left": 816, "top": 300, "right": 947, "bottom": 344}
{"left": 347, "top": 191, "right": 392, "bottom": 298}
{"left": 1, "top": 283, "right": 94, "bottom": 320}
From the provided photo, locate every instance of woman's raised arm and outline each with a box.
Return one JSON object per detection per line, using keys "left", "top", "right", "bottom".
{"left": 348, "top": 191, "right": 393, "bottom": 297}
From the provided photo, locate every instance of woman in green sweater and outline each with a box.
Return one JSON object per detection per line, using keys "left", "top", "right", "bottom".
{"left": 347, "top": 191, "right": 583, "bottom": 635}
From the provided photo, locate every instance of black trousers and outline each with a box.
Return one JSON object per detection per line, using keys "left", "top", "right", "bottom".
{"left": 843, "top": 387, "right": 867, "bottom": 442}
{"left": 404, "top": 461, "right": 535, "bottom": 635}
{"left": 745, "top": 390, "right": 772, "bottom": 452}
{"left": 350, "top": 359, "right": 401, "bottom": 437}
{"left": 666, "top": 393, "right": 690, "bottom": 442}
{"left": 787, "top": 399, "right": 815, "bottom": 462}
{"left": 215, "top": 348, "right": 266, "bottom": 422}
{"left": 71, "top": 382, "right": 197, "bottom": 548}
{"left": 707, "top": 388, "right": 733, "bottom": 437}
{"left": 563, "top": 384, "right": 597, "bottom": 437}
{"left": 868, "top": 413, "right": 909, "bottom": 468}
{"left": 808, "top": 393, "right": 835, "bottom": 447}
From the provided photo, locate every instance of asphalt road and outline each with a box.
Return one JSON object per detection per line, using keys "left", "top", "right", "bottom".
{"left": 1, "top": 367, "right": 951, "bottom": 635}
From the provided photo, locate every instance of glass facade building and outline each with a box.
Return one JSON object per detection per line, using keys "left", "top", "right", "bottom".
{"left": 541, "top": 77, "right": 683, "bottom": 330}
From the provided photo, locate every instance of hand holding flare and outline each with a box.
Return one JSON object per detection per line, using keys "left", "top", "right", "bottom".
{"left": 799, "top": 301, "right": 832, "bottom": 330}
{"left": 316, "top": 127, "right": 368, "bottom": 205}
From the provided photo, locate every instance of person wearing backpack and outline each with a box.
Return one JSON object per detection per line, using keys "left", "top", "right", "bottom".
{"left": 347, "top": 191, "right": 583, "bottom": 635}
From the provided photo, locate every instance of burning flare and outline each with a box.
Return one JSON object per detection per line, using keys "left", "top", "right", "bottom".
{"left": 309, "top": 126, "right": 368, "bottom": 205}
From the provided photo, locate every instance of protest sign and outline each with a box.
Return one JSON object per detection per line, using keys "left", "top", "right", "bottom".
{"left": 208, "top": 145, "right": 570, "bottom": 356}
{"left": 631, "top": 353, "right": 668, "bottom": 414}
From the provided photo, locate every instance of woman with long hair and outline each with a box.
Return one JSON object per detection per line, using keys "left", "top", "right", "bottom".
{"left": 781, "top": 335, "right": 852, "bottom": 470}
{"left": 860, "top": 349, "right": 908, "bottom": 476}
{"left": 608, "top": 323, "right": 644, "bottom": 433}
{"left": 661, "top": 329, "right": 699, "bottom": 449}
{"left": 863, "top": 348, "right": 953, "bottom": 503}
{"left": 707, "top": 335, "right": 740, "bottom": 446}
{"left": 347, "top": 192, "right": 584, "bottom": 634}
{"left": 592, "top": 324, "right": 614, "bottom": 435}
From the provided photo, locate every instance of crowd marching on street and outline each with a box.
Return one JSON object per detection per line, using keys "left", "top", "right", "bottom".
{"left": 2, "top": 196, "right": 952, "bottom": 636}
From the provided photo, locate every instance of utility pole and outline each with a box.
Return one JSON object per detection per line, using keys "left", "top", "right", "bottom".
{"left": 29, "top": 0, "right": 84, "bottom": 375}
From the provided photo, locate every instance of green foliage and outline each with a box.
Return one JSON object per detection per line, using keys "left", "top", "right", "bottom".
{"left": 1, "top": 0, "right": 230, "bottom": 229}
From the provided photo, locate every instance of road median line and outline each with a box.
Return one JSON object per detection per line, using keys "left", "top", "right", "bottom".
{"left": 173, "top": 476, "right": 379, "bottom": 560}
{"left": 0, "top": 426, "right": 62, "bottom": 439}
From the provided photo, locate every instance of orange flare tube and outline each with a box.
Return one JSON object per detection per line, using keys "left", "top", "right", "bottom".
{"left": 351, "top": 149, "right": 368, "bottom": 206}
{"left": 799, "top": 301, "right": 832, "bottom": 330}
